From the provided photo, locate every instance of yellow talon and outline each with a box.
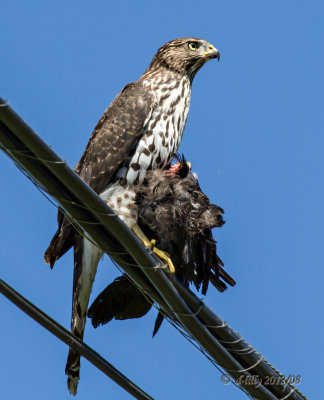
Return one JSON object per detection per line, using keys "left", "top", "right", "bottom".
{"left": 131, "top": 224, "right": 175, "bottom": 274}
{"left": 152, "top": 247, "right": 175, "bottom": 274}
{"left": 149, "top": 239, "right": 156, "bottom": 249}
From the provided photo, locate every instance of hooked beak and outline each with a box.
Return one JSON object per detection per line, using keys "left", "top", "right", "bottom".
{"left": 205, "top": 45, "right": 220, "bottom": 61}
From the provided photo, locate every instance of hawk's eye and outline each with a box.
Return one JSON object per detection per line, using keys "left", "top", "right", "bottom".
{"left": 188, "top": 42, "right": 199, "bottom": 51}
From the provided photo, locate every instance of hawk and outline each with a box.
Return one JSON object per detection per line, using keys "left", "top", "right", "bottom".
{"left": 44, "top": 38, "right": 220, "bottom": 394}
{"left": 88, "top": 159, "right": 236, "bottom": 335}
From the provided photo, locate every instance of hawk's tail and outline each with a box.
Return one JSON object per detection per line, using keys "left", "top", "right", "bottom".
{"left": 65, "top": 349, "right": 81, "bottom": 396}
{"left": 65, "top": 236, "right": 103, "bottom": 395}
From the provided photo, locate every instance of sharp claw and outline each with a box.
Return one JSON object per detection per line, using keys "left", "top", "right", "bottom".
{"left": 153, "top": 247, "right": 176, "bottom": 274}
{"left": 131, "top": 223, "right": 175, "bottom": 273}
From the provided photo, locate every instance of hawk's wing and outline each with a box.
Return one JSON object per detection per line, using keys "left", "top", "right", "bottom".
{"left": 44, "top": 81, "right": 154, "bottom": 267}
{"left": 75, "top": 81, "right": 154, "bottom": 194}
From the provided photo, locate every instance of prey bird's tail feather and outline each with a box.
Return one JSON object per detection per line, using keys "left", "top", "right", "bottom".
{"left": 218, "top": 265, "right": 236, "bottom": 287}
{"left": 152, "top": 311, "right": 165, "bottom": 337}
{"left": 65, "top": 235, "right": 103, "bottom": 395}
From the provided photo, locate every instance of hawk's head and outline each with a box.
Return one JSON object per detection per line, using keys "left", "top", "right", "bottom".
{"left": 146, "top": 37, "right": 220, "bottom": 80}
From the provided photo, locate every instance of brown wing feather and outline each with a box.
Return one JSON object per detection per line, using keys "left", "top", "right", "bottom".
{"left": 45, "top": 82, "right": 153, "bottom": 266}
{"left": 75, "top": 82, "right": 154, "bottom": 194}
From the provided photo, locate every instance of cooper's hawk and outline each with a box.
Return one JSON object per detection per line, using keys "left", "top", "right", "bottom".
{"left": 44, "top": 38, "right": 220, "bottom": 394}
{"left": 88, "top": 159, "right": 236, "bottom": 335}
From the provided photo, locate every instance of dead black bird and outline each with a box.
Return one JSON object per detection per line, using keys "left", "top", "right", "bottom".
{"left": 88, "top": 159, "right": 236, "bottom": 335}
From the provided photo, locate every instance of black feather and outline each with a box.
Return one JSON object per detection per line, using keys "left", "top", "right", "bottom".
{"left": 88, "top": 159, "right": 236, "bottom": 336}
{"left": 88, "top": 276, "right": 152, "bottom": 327}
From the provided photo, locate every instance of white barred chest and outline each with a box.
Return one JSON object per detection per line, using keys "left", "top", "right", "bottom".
{"left": 118, "top": 76, "right": 191, "bottom": 186}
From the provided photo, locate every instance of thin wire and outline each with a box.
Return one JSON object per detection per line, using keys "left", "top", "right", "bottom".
{"left": 77, "top": 236, "right": 290, "bottom": 400}
{"left": 5, "top": 146, "right": 125, "bottom": 219}
{"left": 110, "top": 258, "right": 174, "bottom": 316}
{"left": 164, "top": 314, "right": 255, "bottom": 400}
{"left": 173, "top": 310, "right": 305, "bottom": 400}
{"left": 218, "top": 335, "right": 243, "bottom": 344}
{"left": 14, "top": 165, "right": 303, "bottom": 400}
{"left": 280, "top": 387, "right": 296, "bottom": 400}
{"left": 15, "top": 164, "right": 172, "bottom": 271}
{"left": 108, "top": 255, "right": 255, "bottom": 400}
{"left": 230, "top": 356, "right": 264, "bottom": 373}
{"left": 1, "top": 103, "right": 310, "bottom": 400}
{"left": 8, "top": 153, "right": 217, "bottom": 276}
{"left": 5, "top": 145, "right": 68, "bottom": 164}
{"left": 139, "top": 279, "right": 303, "bottom": 400}
{"left": 205, "top": 322, "right": 227, "bottom": 329}
{"left": 6, "top": 149, "right": 308, "bottom": 400}
{"left": 227, "top": 347, "right": 256, "bottom": 355}
{"left": 13, "top": 163, "right": 147, "bottom": 264}
{"left": 0, "top": 279, "right": 154, "bottom": 400}
{"left": 42, "top": 188, "right": 122, "bottom": 218}
{"left": 173, "top": 301, "right": 205, "bottom": 318}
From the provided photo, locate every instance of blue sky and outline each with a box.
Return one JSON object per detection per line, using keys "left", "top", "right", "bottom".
{"left": 1, "top": 1, "right": 323, "bottom": 399}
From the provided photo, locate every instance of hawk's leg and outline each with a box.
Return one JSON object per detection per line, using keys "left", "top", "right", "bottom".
{"left": 131, "top": 223, "right": 175, "bottom": 274}
{"left": 152, "top": 246, "right": 176, "bottom": 274}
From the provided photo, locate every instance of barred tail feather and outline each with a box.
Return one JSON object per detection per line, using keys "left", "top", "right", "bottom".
{"left": 65, "top": 350, "right": 81, "bottom": 396}
{"left": 65, "top": 235, "right": 103, "bottom": 395}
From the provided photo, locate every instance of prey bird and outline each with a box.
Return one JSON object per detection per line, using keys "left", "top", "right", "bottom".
{"left": 44, "top": 38, "right": 220, "bottom": 394}
{"left": 88, "top": 159, "right": 236, "bottom": 336}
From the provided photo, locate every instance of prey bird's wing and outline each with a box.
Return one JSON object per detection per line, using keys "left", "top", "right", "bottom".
{"left": 88, "top": 275, "right": 152, "bottom": 327}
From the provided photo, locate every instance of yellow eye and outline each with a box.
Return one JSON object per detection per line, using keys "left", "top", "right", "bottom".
{"left": 188, "top": 42, "right": 199, "bottom": 51}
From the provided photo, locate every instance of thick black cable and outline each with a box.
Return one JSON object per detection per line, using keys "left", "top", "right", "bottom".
{"left": 0, "top": 98, "right": 309, "bottom": 400}
{"left": 174, "top": 280, "right": 308, "bottom": 400}
{"left": 0, "top": 279, "right": 154, "bottom": 400}
{"left": 0, "top": 99, "right": 277, "bottom": 399}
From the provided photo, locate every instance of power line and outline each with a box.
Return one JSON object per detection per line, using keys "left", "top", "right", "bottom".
{"left": 0, "top": 97, "right": 308, "bottom": 400}
{"left": 0, "top": 279, "right": 154, "bottom": 400}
